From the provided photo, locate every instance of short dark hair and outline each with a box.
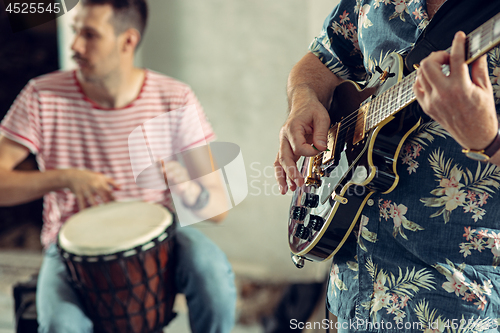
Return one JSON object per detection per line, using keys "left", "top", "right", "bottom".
{"left": 81, "top": 0, "right": 148, "bottom": 38}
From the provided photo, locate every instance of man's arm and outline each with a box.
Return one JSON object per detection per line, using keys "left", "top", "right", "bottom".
{"left": 274, "top": 52, "right": 344, "bottom": 194}
{"left": 0, "top": 136, "right": 63, "bottom": 205}
{"left": 0, "top": 135, "right": 118, "bottom": 209}
{"left": 183, "top": 171, "right": 228, "bottom": 223}
{"left": 162, "top": 146, "right": 229, "bottom": 223}
{"left": 414, "top": 32, "right": 500, "bottom": 165}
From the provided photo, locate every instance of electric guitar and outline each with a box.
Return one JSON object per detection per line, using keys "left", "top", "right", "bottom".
{"left": 288, "top": 11, "right": 500, "bottom": 269}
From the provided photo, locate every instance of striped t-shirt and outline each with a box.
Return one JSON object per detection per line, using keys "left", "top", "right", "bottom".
{"left": 0, "top": 70, "right": 215, "bottom": 248}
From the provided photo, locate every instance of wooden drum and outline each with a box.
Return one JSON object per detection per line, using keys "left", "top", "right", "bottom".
{"left": 58, "top": 201, "right": 176, "bottom": 333}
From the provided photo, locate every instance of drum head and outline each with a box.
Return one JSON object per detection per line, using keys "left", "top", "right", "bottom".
{"left": 59, "top": 201, "right": 172, "bottom": 256}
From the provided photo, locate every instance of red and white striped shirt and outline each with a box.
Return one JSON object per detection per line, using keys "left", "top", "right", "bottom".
{"left": 0, "top": 70, "right": 215, "bottom": 248}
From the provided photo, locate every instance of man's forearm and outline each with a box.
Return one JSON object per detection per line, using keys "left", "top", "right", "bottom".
{"left": 275, "top": 52, "right": 345, "bottom": 192}
{"left": 287, "top": 52, "right": 343, "bottom": 111}
{"left": 0, "top": 169, "right": 66, "bottom": 206}
{"left": 192, "top": 182, "right": 229, "bottom": 223}
{"left": 204, "top": 187, "right": 228, "bottom": 223}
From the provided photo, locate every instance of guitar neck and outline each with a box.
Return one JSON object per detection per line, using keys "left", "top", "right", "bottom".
{"left": 365, "top": 11, "right": 500, "bottom": 131}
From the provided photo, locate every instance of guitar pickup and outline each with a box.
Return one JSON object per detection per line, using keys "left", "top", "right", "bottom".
{"left": 353, "top": 102, "right": 370, "bottom": 145}
{"left": 322, "top": 124, "right": 339, "bottom": 164}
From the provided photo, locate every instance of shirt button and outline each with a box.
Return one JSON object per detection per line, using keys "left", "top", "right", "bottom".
{"left": 367, "top": 199, "right": 374, "bottom": 207}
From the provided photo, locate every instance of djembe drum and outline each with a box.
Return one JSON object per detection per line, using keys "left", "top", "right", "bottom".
{"left": 58, "top": 201, "right": 176, "bottom": 333}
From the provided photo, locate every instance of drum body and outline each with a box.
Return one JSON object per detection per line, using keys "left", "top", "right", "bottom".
{"left": 58, "top": 201, "right": 176, "bottom": 333}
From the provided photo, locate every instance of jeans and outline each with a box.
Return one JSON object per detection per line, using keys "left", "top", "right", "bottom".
{"left": 36, "top": 226, "right": 236, "bottom": 333}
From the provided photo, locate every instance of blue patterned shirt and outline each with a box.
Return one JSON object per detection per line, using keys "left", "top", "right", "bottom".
{"left": 310, "top": 0, "right": 500, "bottom": 331}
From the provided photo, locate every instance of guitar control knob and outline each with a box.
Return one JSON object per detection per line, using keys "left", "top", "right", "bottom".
{"left": 308, "top": 215, "right": 325, "bottom": 231}
{"left": 294, "top": 224, "right": 310, "bottom": 240}
{"left": 300, "top": 193, "right": 319, "bottom": 208}
{"left": 291, "top": 206, "right": 307, "bottom": 221}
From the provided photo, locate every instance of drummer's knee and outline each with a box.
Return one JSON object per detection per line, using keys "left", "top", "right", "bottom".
{"left": 186, "top": 260, "right": 236, "bottom": 329}
{"left": 175, "top": 226, "right": 236, "bottom": 300}
{"left": 177, "top": 228, "right": 233, "bottom": 273}
{"left": 175, "top": 227, "right": 236, "bottom": 331}
{"left": 38, "top": 303, "right": 93, "bottom": 333}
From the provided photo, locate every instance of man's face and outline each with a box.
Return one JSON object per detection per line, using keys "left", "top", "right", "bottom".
{"left": 71, "top": 4, "right": 123, "bottom": 81}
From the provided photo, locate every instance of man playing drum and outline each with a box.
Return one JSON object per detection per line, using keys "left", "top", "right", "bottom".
{"left": 0, "top": 0, "right": 236, "bottom": 332}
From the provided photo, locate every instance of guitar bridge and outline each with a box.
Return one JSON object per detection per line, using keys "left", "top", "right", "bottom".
{"left": 305, "top": 154, "right": 324, "bottom": 187}
{"left": 305, "top": 177, "right": 321, "bottom": 187}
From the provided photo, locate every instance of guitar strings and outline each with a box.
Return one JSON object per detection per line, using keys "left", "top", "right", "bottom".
{"left": 329, "top": 83, "right": 414, "bottom": 154}
{"left": 356, "top": 20, "right": 498, "bottom": 133}
{"left": 332, "top": 21, "right": 495, "bottom": 135}
{"left": 336, "top": 70, "right": 416, "bottom": 134}
{"left": 321, "top": 17, "right": 499, "bottom": 157}
{"left": 326, "top": 70, "right": 417, "bottom": 151}
{"left": 314, "top": 14, "right": 500, "bottom": 171}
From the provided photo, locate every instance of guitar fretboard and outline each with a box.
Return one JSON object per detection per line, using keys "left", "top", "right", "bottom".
{"left": 364, "top": 11, "right": 500, "bottom": 131}
{"left": 365, "top": 71, "right": 417, "bottom": 130}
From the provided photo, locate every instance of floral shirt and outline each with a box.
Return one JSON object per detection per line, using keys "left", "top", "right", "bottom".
{"left": 310, "top": 0, "right": 500, "bottom": 332}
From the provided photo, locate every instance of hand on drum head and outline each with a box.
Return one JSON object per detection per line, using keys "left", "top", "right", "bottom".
{"left": 60, "top": 169, "right": 120, "bottom": 210}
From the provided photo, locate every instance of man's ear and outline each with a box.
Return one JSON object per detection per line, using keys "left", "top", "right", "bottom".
{"left": 121, "top": 28, "right": 141, "bottom": 53}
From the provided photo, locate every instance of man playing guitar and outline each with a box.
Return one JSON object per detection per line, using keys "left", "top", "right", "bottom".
{"left": 276, "top": 0, "right": 500, "bottom": 330}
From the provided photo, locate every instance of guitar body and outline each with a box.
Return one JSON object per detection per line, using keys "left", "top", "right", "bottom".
{"left": 288, "top": 53, "right": 422, "bottom": 264}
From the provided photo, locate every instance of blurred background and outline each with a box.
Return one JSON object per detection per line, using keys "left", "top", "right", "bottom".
{"left": 0, "top": 0, "right": 341, "bottom": 332}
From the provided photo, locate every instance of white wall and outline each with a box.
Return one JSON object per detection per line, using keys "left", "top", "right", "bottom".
{"left": 58, "top": 0, "right": 340, "bottom": 282}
